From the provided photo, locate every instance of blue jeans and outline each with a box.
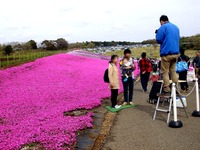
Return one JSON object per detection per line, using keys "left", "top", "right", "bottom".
{"left": 122, "top": 77, "right": 134, "bottom": 102}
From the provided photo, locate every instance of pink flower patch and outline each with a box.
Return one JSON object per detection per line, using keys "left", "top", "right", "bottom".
{"left": 0, "top": 54, "right": 121, "bottom": 149}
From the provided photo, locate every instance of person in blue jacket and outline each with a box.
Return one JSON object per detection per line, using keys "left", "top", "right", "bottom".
{"left": 156, "top": 15, "right": 180, "bottom": 93}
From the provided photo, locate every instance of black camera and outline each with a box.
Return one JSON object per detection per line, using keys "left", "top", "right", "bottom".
{"left": 155, "top": 29, "right": 158, "bottom": 34}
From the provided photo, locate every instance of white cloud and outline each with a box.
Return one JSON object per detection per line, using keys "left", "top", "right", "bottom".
{"left": 0, "top": 0, "right": 199, "bottom": 43}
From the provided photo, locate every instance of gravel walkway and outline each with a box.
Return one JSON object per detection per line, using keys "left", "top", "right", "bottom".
{"left": 103, "top": 82, "right": 200, "bottom": 150}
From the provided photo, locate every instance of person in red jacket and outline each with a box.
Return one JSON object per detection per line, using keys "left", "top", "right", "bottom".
{"left": 139, "top": 52, "right": 152, "bottom": 92}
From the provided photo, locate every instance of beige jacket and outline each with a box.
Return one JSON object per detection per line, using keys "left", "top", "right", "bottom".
{"left": 108, "top": 63, "right": 120, "bottom": 89}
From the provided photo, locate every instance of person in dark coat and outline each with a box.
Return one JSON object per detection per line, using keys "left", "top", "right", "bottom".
{"left": 192, "top": 51, "right": 200, "bottom": 77}
{"left": 178, "top": 49, "right": 190, "bottom": 92}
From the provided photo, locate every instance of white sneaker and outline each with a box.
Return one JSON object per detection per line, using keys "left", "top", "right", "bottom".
{"left": 115, "top": 105, "right": 121, "bottom": 109}
{"left": 122, "top": 102, "right": 127, "bottom": 106}
{"left": 130, "top": 102, "right": 134, "bottom": 105}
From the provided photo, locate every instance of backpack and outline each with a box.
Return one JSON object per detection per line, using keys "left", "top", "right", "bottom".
{"left": 176, "top": 57, "right": 188, "bottom": 73}
{"left": 104, "top": 69, "right": 109, "bottom": 83}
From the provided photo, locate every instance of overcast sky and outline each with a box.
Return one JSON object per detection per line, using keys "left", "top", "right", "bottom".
{"left": 0, "top": 0, "right": 199, "bottom": 43}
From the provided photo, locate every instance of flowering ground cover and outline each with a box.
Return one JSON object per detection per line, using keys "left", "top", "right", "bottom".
{"left": 0, "top": 54, "right": 115, "bottom": 150}
{"left": 69, "top": 50, "right": 140, "bottom": 79}
{"left": 0, "top": 53, "right": 140, "bottom": 150}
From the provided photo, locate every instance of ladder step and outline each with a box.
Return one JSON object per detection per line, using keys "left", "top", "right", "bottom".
{"left": 157, "top": 93, "right": 171, "bottom": 98}
{"left": 156, "top": 109, "right": 170, "bottom": 113}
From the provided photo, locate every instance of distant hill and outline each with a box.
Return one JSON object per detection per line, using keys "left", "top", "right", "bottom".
{"left": 180, "top": 34, "right": 200, "bottom": 50}
{"left": 142, "top": 34, "right": 200, "bottom": 50}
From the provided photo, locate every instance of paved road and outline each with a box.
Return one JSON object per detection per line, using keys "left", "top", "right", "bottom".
{"left": 103, "top": 82, "right": 200, "bottom": 150}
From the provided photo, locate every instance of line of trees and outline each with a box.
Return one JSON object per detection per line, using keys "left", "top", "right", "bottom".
{"left": 0, "top": 34, "right": 199, "bottom": 55}
{"left": 0, "top": 38, "right": 69, "bottom": 55}
{"left": 69, "top": 42, "right": 96, "bottom": 49}
{"left": 0, "top": 40, "right": 38, "bottom": 55}
{"left": 0, "top": 40, "right": 38, "bottom": 51}
{"left": 69, "top": 34, "right": 200, "bottom": 50}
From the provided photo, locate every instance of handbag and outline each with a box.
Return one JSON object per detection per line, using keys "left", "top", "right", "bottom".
{"left": 176, "top": 57, "right": 188, "bottom": 73}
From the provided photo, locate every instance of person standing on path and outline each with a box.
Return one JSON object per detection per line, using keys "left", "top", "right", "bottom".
{"left": 178, "top": 48, "right": 190, "bottom": 92}
{"left": 120, "top": 49, "right": 135, "bottom": 105}
{"left": 108, "top": 55, "right": 121, "bottom": 109}
{"left": 192, "top": 51, "right": 200, "bottom": 77}
{"left": 156, "top": 15, "right": 180, "bottom": 93}
{"left": 138, "top": 52, "right": 152, "bottom": 92}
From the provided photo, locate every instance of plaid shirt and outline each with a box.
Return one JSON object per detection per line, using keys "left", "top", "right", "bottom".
{"left": 139, "top": 58, "right": 152, "bottom": 73}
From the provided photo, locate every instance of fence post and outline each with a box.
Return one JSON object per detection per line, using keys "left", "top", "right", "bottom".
{"left": 7, "top": 55, "right": 9, "bottom": 65}
{"left": 19, "top": 52, "right": 21, "bottom": 62}
{"left": 33, "top": 52, "right": 35, "bottom": 60}
{"left": 23, "top": 53, "right": 25, "bottom": 61}
{"left": 0, "top": 57, "right": 1, "bottom": 68}
{"left": 27, "top": 53, "right": 29, "bottom": 61}
{"left": 192, "top": 78, "right": 200, "bottom": 117}
{"left": 13, "top": 53, "right": 16, "bottom": 64}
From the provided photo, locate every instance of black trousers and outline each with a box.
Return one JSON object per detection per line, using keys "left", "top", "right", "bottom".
{"left": 179, "top": 71, "right": 188, "bottom": 90}
{"left": 140, "top": 72, "right": 150, "bottom": 92}
{"left": 111, "top": 89, "right": 118, "bottom": 108}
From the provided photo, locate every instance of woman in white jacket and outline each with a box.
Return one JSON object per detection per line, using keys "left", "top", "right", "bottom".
{"left": 108, "top": 55, "right": 121, "bottom": 109}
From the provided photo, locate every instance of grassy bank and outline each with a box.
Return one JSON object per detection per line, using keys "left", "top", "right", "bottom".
{"left": 0, "top": 50, "right": 67, "bottom": 69}
{"left": 104, "top": 47, "right": 197, "bottom": 58}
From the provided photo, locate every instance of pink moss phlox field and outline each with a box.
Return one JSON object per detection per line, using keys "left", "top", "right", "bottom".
{"left": 0, "top": 54, "right": 122, "bottom": 149}
{"left": 133, "top": 60, "right": 140, "bottom": 78}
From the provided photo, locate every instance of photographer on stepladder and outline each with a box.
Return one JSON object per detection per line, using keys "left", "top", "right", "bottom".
{"left": 155, "top": 15, "right": 180, "bottom": 94}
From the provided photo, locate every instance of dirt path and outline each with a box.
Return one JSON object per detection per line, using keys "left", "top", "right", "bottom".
{"left": 75, "top": 94, "right": 124, "bottom": 150}
{"left": 75, "top": 79, "right": 140, "bottom": 150}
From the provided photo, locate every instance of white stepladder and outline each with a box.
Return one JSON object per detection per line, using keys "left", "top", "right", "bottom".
{"left": 153, "top": 80, "right": 188, "bottom": 127}
{"left": 153, "top": 78, "right": 200, "bottom": 128}
{"left": 192, "top": 78, "right": 200, "bottom": 117}
{"left": 152, "top": 82, "right": 172, "bottom": 124}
